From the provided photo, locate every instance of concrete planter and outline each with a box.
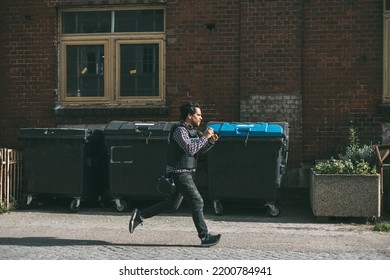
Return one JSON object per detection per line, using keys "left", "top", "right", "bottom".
{"left": 310, "top": 169, "right": 381, "bottom": 218}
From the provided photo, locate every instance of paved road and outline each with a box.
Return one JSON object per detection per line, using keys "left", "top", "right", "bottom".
{"left": 1, "top": 195, "right": 389, "bottom": 260}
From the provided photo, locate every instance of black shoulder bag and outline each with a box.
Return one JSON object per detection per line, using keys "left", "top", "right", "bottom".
{"left": 156, "top": 174, "right": 176, "bottom": 195}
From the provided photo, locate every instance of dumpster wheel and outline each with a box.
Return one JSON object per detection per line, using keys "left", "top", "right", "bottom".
{"left": 213, "top": 201, "right": 224, "bottom": 216}
{"left": 20, "top": 195, "right": 33, "bottom": 209}
{"left": 114, "top": 198, "right": 127, "bottom": 212}
{"left": 70, "top": 198, "right": 81, "bottom": 212}
{"left": 265, "top": 202, "right": 280, "bottom": 217}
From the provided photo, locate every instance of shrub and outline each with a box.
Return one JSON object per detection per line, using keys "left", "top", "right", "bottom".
{"left": 313, "top": 158, "right": 376, "bottom": 174}
{"left": 339, "top": 128, "right": 376, "bottom": 167}
{"left": 313, "top": 127, "right": 377, "bottom": 175}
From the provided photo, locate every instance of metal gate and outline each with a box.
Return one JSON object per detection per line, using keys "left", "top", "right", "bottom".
{"left": 0, "top": 148, "right": 22, "bottom": 210}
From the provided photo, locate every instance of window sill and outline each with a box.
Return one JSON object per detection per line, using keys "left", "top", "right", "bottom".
{"left": 54, "top": 105, "right": 170, "bottom": 116}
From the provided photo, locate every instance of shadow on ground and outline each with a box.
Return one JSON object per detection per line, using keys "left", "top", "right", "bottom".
{"left": 13, "top": 188, "right": 389, "bottom": 225}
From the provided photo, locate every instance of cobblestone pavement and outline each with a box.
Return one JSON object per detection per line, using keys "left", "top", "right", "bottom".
{"left": 1, "top": 196, "right": 390, "bottom": 260}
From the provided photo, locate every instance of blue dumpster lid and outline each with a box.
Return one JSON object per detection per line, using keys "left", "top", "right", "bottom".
{"left": 206, "top": 122, "right": 286, "bottom": 137}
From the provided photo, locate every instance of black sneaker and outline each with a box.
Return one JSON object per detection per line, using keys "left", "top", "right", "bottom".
{"left": 200, "top": 234, "right": 221, "bottom": 247}
{"left": 129, "top": 208, "right": 143, "bottom": 234}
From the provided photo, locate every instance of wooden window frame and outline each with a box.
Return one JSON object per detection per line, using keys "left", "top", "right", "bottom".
{"left": 115, "top": 39, "right": 165, "bottom": 104}
{"left": 60, "top": 38, "right": 110, "bottom": 104}
{"left": 58, "top": 6, "right": 166, "bottom": 107}
{"left": 384, "top": 1, "right": 390, "bottom": 103}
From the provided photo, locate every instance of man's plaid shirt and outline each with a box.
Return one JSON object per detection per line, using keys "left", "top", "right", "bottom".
{"left": 166, "top": 121, "right": 214, "bottom": 174}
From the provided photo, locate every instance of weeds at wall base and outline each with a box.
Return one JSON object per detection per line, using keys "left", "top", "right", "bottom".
{"left": 0, "top": 198, "right": 17, "bottom": 213}
{"left": 373, "top": 222, "right": 390, "bottom": 232}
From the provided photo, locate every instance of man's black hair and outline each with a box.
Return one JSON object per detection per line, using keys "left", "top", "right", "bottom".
{"left": 180, "top": 101, "right": 200, "bottom": 120}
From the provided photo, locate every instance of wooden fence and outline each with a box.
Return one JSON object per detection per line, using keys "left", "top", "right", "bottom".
{"left": 0, "top": 148, "right": 22, "bottom": 210}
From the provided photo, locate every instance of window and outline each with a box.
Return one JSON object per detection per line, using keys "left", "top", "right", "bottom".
{"left": 384, "top": 1, "right": 390, "bottom": 102}
{"left": 59, "top": 7, "right": 165, "bottom": 106}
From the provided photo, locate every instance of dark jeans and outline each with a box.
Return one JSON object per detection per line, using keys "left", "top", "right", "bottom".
{"left": 140, "top": 172, "right": 208, "bottom": 239}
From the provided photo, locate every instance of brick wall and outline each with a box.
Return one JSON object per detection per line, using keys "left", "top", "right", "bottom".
{"left": 238, "top": 0, "right": 384, "bottom": 166}
{"left": 0, "top": 0, "right": 58, "bottom": 147}
{"left": 239, "top": 0, "right": 304, "bottom": 167}
{"left": 302, "top": 0, "right": 383, "bottom": 161}
{"left": 0, "top": 0, "right": 385, "bottom": 180}
{"left": 165, "top": 0, "right": 241, "bottom": 122}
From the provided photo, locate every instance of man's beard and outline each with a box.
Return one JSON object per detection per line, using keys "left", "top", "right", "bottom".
{"left": 191, "top": 120, "right": 199, "bottom": 127}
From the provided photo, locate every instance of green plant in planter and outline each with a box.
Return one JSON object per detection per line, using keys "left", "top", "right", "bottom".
{"left": 313, "top": 158, "right": 376, "bottom": 174}
{"left": 339, "top": 128, "right": 376, "bottom": 165}
{"left": 313, "top": 128, "right": 377, "bottom": 175}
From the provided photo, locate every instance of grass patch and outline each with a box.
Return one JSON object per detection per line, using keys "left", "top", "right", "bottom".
{"left": 373, "top": 223, "right": 390, "bottom": 232}
{"left": 0, "top": 198, "right": 17, "bottom": 214}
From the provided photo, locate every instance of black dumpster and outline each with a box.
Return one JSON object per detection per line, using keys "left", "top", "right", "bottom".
{"left": 104, "top": 121, "right": 178, "bottom": 211}
{"left": 206, "top": 122, "right": 289, "bottom": 216}
{"left": 18, "top": 128, "right": 107, "bottom": 212}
